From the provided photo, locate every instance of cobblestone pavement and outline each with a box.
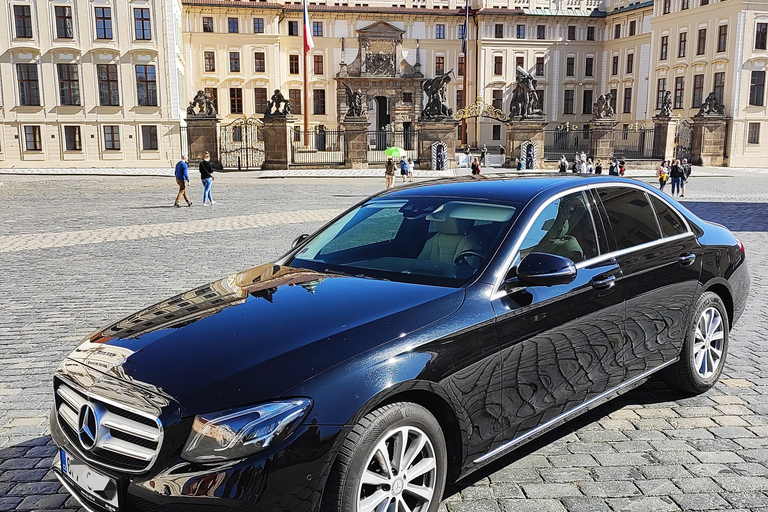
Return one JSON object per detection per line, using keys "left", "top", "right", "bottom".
{"left": 0, "top": 170, "right": 767, "bottom": 511}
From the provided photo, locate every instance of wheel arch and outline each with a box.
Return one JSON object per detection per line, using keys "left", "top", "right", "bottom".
{"left": 703, "top": 280, "right": 734, "bottom": 328}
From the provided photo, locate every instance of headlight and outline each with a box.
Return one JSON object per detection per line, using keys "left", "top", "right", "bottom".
{"left": 181, "top": 399, "right": 312, "bottom": 463}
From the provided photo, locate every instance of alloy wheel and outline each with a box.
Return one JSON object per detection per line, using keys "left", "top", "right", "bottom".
{"left": 357, "top": 426, "right": 437, "bottom": 512}
{"left": 693, "top": 306, "right": 725, "bottom": 379}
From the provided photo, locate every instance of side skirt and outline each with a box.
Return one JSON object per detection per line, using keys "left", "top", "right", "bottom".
{"left": 471, "top": 358, "right": 678, "bottom": 467}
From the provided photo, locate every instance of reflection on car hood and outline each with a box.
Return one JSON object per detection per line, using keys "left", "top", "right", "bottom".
{"left": 67, "top": 263, "right": 464, "bottom": 417}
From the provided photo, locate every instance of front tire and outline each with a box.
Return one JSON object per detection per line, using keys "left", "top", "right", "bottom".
{"left": 324, "top": 402, "right": 447, "bottom": 512}
{"left": 665, "top": 291, "right": 729, "bottom": 393}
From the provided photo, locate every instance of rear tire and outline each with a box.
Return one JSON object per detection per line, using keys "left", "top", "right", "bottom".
{"left": 665, "top": 291, "right": 729, "bottom": 393}
{"left": 323, "top": 402, "right": 447, "bottom": 512}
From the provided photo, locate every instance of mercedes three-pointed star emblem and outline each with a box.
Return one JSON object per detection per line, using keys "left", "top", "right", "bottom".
{"left": 77, "top": 404, "right": 98, "bottom": 451}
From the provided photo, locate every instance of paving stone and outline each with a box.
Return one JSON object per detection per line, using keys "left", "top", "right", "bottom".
{"left": 634, "top": 479, "right": 680, "bottom": 496}
{"left": 577, "top": 480, "right": 641, "bottom": 498}
{"left": 712, "top": 475, "right": 768, "bottom": 492}
{"left": 499, "top": 499, "right": 566, "bottom": 512}
{"left": 721, "top": 491, "right": 768, "bottom": 508}
{"left": 606, "top": 496, "right": 681, "bottom": 512}
{"left": 520, "top": 483, "right": 582, "bottom": 499}
{"left": 538, "top": 467, "right": 593, "bottom": 483}
{"left": 671, "top": 477, "right": 723, "bottom": 493}
{"left": 593, "top": 453, "right": 654, "bottom": 467}
{"left": 671, "top": 492, "right": 731, "bottom": 510}
{"left": 692, "top": 451, "right": 746, "bottom": 464}
{"left": 545, "top": 454, "right": 599, "bottom": 467}
{"left": 559, "top": 496, "right": 611, "bottom": 512}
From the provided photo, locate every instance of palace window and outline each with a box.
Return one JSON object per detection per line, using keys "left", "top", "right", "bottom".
{"left": 230, "top": 52, "right": 240, "bottom": 72}
{"left": 64, "top": 126, "right": 81, "bottom": 151}
{"left": 748, "top": 123, "right": 760, "bottom": 144}
{"left": 456, "top": 90, "right": 464, "bottom": 110}
{"left": 204, "top": 51, "right": 215, "bottom": 72}
{"left": 494, "top": 24, "right": 503, "bottom": 38}
{"left": 255, "top": 52, "right": 265, "bottom": 72}
{"left": 674, "top": 76, "right": 684, "bottom": 109}
{"left": 403, "top": 92, "right": 412, "bottom": 103}
{"left": 614, "top": 24, "right": 621, "bottom": 39}
{"left": 494, "top": 56, "right": 503, "bottom": 75}
{"left": 568, "top": 25, "right": 576, "bottom": 40}
{"left": 660, "top": 35, "right": 669, "bottom": 60}
{"left": 254, "top": 18, "right": 264, "bottom": 33}
{"left": 566, "top": 57, "right": 575, "bottom": 76}
{"left": 493, "top": 125, "right": 501, "bottom": 140}
{"left": 692, "top": 74, "right": 704, "bottom": 108}
{"left": 517, "top": 25, "right": 525, "bottom": 39}
{"left": 104, "top": 126, "right": 120, "bottom": 150}
{"left": 537, "top": 89, "right": 544, "bottom": 111}
{"left": 535, "top": 56, "right": 544, "bottom": 76}
{"left": 14, "top": 5, "right": 33, "bottom": 38}
{"left": 203, "top": 17, "right": 213, "bottom": 32}
{"left": 57, "top": 64, "right": 80, "bottom": 106}
{"left": 288, "top": 21, "right": 299, "bottom": 36}
{"left": 717, "top": 25, "right": 728, "bottom": 52}
{"left": 136, "top": 65, "right": 157, "bottom": 106}
{"left": 314, "top": 54, "right": 323, "bottom": 75}
{"left": 313, "top": 22, "right": 323, "bottom": 37}
{"left": 289, "top": 55, "right": 299, "bottom": 74}
{"left": 458, "top": 25, "right": 466, "bottom": 39}
{"left": 435, "top": 56, "right": 444, "bottom": 75}
{"left": 314, "top": 89, "right": 326, "bottom": 115}
{"left": 141, "top": 125, "right": 158, "bottom": 150}
{"left": 681, "top": 0, "right": 689, "bottom": 9}
{"left": 656, "top": 79, "right": 666, "bottom": 109}
{"left": 492, "top": 90, "right": 503, "bottom": 110}
{"left": 230, "top": 87, "right": 243, "bottom": 114}
{"left": 757, "top": 23, "right": 767, "bottom": 50}
{"left": 25, "top": 126, "right": 42, "bottom": 151}
{"left": 254, "top": 88, "right": 268, "bottom": 114}
{"left": 134, "top": 8, "right": 151, "bottom": 40}
{"left": 205, "top": 87, "right": 218, "bottom": 113}
{"left": 228, "top": 17, "right": 239, "bottom": 33}
{"left": 697, "top": 29, "right": 706, "bottom": 55}
{"left": 95, "top": 8, "right": 113, "bottom": 39}
{"left": 626, "top": 53, "right": 634, "bottom": 73}
{"left": 585, "top": 57, "right": 594, "bottom": 77}
{"left": 629, "top": 20, "right": 636, "bottom": 36}
{"left": 700, "top": 0, "right": 708, "bottom": 4}
{"left": 582, "top": 89, "right": 593, "bottom": 114}
{"left": 611, "top": 55, "right": 618, "bottom": 75}
{"left": 609, "top": 88, "right": 617, "bottom": 112}
{"left": 750, "top": 70, "right": 765, "bottom": 106}
{"left": 17, "top": 63, "right": 40, "bottom": 106}
{"left": 516, "top": 56, "right": 524, "bottom": 69}
{"left": 436, "top": 24, "right": 445, "bottom": 39}
{"left": 678, "top": 32, "right": 687, "bottom": 58}
{"left": 55, "top": 6, "right": 73, "bottom": 39}
{"left": 663, "top": 0, "right": 671, "bottom": 14}
{"left": 97, "top": 64, "right": 119, "bottom": 106}
{"left": 563, "top": 90, "right": 574, "bottom": 114}
{"left": 587, "top": 26, "right": 595, "bottom": 41}
{"left": 458, "top": 55, "right": 465, "bottom": 76}
{"left": 537, "top": 25, "right": 545, "bottom": 39}
{"left": 713, "top": 72, "right": 725, "bottom": 102}
{"left": 289, "top": 89, "right": 301, "bottom": 115}
{"left": 623, "top": 87, "right": 632, "bottom": 113}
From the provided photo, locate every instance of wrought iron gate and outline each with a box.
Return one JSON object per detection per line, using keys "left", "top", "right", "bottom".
{"left": 220, "top": 117, "right": 264, "bottom": 170}
{"left": 290, "top": 126, "right": 345, "bottom": 165}
{"left": 675, "top": 120, "right": 693, "bottom": 162}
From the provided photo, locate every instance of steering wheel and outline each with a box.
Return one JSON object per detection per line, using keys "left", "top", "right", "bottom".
{"left": 454, "top": 250, "right": 486, "bottom": 269}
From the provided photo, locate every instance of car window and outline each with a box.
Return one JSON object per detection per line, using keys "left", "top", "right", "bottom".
{"left": 319, "top": 207, "right": 403, "bottom": 255}
{"left": 519, "top": 191, "right": 599, "bottom": 262}
{"left": 650, "top": 195, "right": 688, "bottom": 237}
{"left": 597, "top": 187, "right": 662, "bottom": 250}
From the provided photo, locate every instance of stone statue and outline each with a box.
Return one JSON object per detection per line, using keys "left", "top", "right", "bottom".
{"left": 186, "top": 90, "right": 217, "bottom": 116}
{"left": 422, "top": 71, "right": 454, "bottom": 119}
{"left": 591, "top": 93, "right": 615, "bottom": 120}
{"left": 343, "top": 83, "right": 368, "bottom": 119}
{"left": 697, "top": 92, "right": 725, "bottom": 116}
{"left": 659, "top": 90, "right": 673, "bottom": 117}
{"left": 264, "top": 89, "right": 292, "bottom": 117}
{"left": 509, "top": 66, "right": 543, "bottom": 119}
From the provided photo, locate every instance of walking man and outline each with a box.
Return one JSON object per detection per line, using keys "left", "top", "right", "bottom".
{"left": 680, "top": 158, "right": 691, "bottom": 197}
{"left": 174, "top": 155, "right": 192, "bottom": 207}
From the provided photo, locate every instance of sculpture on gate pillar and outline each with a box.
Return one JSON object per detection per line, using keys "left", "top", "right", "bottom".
{"left": 187, "top": 90, "right": 217, "bottom": 116}
{"left": 697, "top": 92, "right": 725, "bottom": 117}
{"left": 343, "top": 83, "right": 368, "bottom": 120}
{"left": 591, "top": 93, "right": 615, "bottom": 120}
{"left": 264, "top": 89, "right": 292, "bottom": 117}
{"left": 509, "top": 67, "right": 543, "bottom": 120}
{"left": 422, "top": 71, "right": 454, "bottom": 119}
{"left": 659, "top": 90, "right": 674, "bottom": 118}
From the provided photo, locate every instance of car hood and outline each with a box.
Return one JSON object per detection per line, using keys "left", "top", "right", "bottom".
{"left": 67, "top": 263, "right": 464, "bottom": 417}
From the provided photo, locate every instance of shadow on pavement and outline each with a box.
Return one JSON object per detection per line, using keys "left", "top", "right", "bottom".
{"left": 681, "top": 201, "right": 768, "bottom": 232}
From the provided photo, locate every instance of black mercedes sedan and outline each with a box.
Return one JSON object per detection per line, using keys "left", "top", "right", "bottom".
{"left": 50, "top": 175, "right": 748, "bottom": 512}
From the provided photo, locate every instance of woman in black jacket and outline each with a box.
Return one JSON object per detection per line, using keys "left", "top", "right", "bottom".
{"left": 669, "top": 159, "right": 683, "bottom": 197}
{"left": 200, "top": 152, "right": 215, "bottom": 205}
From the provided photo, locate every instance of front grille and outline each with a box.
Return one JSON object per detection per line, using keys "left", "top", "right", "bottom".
{"left": 55, "top": 381, "right": 163, "bottom": 474}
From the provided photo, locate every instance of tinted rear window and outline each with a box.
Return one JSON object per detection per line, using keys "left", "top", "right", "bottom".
{"left": 597, "top": 187, "right": 662, "bottom": 250}
{"left": 650, "top": 195, "right": 687, "bottom": 237}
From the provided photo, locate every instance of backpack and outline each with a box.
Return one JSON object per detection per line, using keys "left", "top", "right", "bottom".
{"left": 683, "top": 163, "right": 692, "bottom": 178}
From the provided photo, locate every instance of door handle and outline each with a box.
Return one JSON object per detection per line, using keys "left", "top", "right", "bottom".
{"left": 678, "top": 253, "right": 696, "bottom": 266}
{"left": 592, "top": 275, "right": 616, "bottom": 290}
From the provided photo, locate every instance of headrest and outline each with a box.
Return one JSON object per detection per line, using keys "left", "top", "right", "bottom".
{"left": 434, "top": 216, "right": 473, "bottom": 235}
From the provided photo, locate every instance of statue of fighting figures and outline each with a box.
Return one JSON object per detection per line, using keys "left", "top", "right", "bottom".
{"left": 509, "top": 67, "right": 543, "bottom": 119}
{"left": 659, "top": 90, "right": 674, "bottom": 118}
{"left": 264, "top": 89, "right": 292, "bottom": 117}
{"left": 187, "top": 90, "right": 217, "bottom": 116}
{"left": 422, "top": 71, "right": 454, "bottom": 119}
{"left": 343, "top": 83, "right": 368, "bottom": 119}
{"left": 697, "top": 92, "right": 725, "bottom": 116}
{"left": 591, "top": 93, "right": 615, "bottom": 120}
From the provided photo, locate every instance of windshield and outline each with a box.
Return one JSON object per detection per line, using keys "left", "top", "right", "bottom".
{"left": 289, "top": 196, "right": 518, "bottom": 287}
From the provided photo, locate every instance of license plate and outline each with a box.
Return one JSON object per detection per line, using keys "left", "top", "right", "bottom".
{"left": 60, "top": 449, "right": 120, "bottom": 511}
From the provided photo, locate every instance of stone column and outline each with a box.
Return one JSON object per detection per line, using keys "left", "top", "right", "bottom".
{"left": 691, "top": 115, "right": 729, "bottom": 166}
{"left": 342, "top": 118, "right": 370, "bottom": 169}
{"left": 416, "top": 120, "right": 458, "bottom": 169}
{"left": 186, "top": 115, "right": 221, "bottom": 167}
{"left": 652, "top": 116, "right": 678, "bottom": 162}
{"left": 261, "top": 115, "right": 294, "bottom": 170}
{"left": 504, "top": 120, "right": 547, "bottom": 169}
{"left": 589, "top": 119, "right": 618, "bottom": 162}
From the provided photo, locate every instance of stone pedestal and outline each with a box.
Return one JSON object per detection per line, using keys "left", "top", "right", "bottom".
{"left": 417, "top": 119, "right": 458, "bottom": 170}
{"left": 342, "top": 117, "right": 370, "bottom": 169}
{"left": 589, "top": 119, "right": 618, "bottom": 161}
{"left": 653, "top": 116, "right": 678, "bottom": 162}
{"left": 186, "top": 115, "right": 220, "bottom": 167}
{"left": 261, "top": 115, "right": 294, "bottom": 170}
{"left": 504, "top": 119, "right": 547, "bottom": 170}
{"left": 691, "top": 115, "right": 729, "bottom": 166}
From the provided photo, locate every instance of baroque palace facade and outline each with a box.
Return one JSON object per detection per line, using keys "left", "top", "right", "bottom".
{"left": 0, "top": 0, "right": 766, "bottom": 167}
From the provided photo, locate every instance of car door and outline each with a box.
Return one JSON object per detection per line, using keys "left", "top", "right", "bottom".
{"left": 487, "top": 190, "right": 626, "bottom": 456}
{"left": 594, "top": 185, "right": 703, "bottom": 380}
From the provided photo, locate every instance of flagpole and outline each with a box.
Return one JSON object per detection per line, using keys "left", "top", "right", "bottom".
{"left": 462, "top": 0, "right": 469, "bottom": 148}
{"left": 302, "top": 0, "right": 311, "bottom": 147}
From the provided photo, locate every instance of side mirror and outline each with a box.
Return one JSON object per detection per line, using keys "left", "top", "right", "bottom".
{"left": 291, "top": 233, "right": 310, "bottom": 249}
{"left": 516, "top": 252, "right": 577, "bottom": 287}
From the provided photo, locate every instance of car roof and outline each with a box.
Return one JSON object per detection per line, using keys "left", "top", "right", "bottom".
{"left": 381, "top": 174, "right": 635, "bottom": 204}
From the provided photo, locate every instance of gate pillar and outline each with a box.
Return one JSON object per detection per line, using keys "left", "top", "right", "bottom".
{"left": 417, "top": 120, "right": 458, "bottom": 170}
{"left": 187, "top": 115, "right": 221, "bottom": 167}
{"left": 504, "top": 120, "right": 547, "bottom": 170}
{"left": 589, "top": 119, "right": 618, "bottom": 162}
{"left": 691, "top": 115, "right": 728, "bottom": 166}
{"left": 653, "top": 115, "right": 678, "bottom": 162}
{"left": 342, "top": 118, "right": 370, "bottom": 169}
{"left": 261, "top": 115, "right": 294, "bottom": 170}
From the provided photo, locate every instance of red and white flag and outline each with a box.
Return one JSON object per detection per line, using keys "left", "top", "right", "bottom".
{"left": 303, "top": 0, "right": 314, "bottom": 55}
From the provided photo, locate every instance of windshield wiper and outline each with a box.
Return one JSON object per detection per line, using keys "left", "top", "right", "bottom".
{"left": 323, "top": 268, "right": 386, "bottom": 281}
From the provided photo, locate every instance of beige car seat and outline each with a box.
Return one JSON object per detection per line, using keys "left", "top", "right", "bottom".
{"left": 418, "top": 217, "right": 482, "bottom": 265}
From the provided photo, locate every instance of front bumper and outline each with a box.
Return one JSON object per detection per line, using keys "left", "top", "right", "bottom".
{"left": 51, "top": 407, "right": 343, "bottom": 512}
